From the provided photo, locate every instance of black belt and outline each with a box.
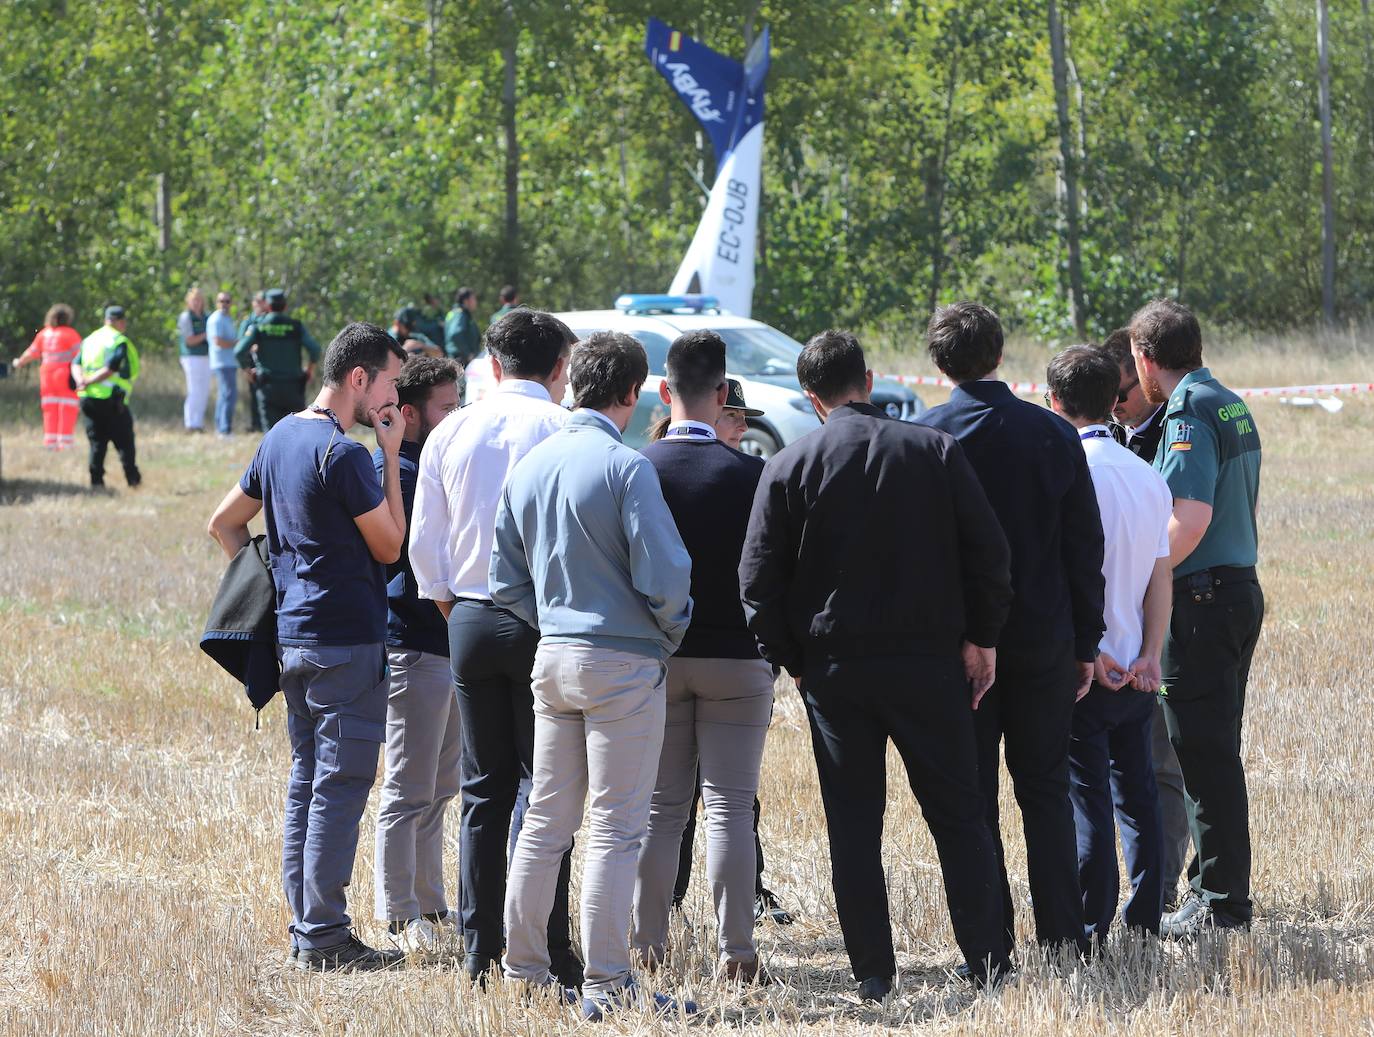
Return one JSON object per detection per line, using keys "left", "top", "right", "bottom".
{"left": 1174, "top": 565, "right": 1257, "bottom": 603}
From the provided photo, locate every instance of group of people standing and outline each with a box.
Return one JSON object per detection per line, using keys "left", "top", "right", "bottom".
{"left": 205, "top": 294, "right": 1262, "bottom": 1019}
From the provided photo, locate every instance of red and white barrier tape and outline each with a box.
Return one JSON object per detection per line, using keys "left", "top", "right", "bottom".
{"left": 880, "top": 373, "right": 1374, "bottom": 399}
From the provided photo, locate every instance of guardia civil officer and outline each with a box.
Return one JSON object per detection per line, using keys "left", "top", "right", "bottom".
{"left": 73, "top": 305, "right": 142, "bottom": 489}
{"left": 234, "top": 289, "right": 322, "bottom": 430}
{"left": 1129, "top": 298, "right": 1264, "bottom": 938}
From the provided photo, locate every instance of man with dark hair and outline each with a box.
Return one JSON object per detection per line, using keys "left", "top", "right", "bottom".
{"left": 234, "top": 289, "right": 322, "bottom": 431}
{"left": 207, "top": 322, "right": 408, "bottom": 972}
{"left": 391, "top": 307, "right": 441, "bottom": 358}
{"left": 445, "top": 287, "right": 482, "bottom": 366}
{"left": 1129, "top": 298, "right": 1263, "bottom": 938}
{"left": 409, "top": 308, "right": 583, "bottom": 986}
{"left": 492, "top": 331, "right": 694, "bottom": 1019}
{"left": 491, "top": 284, "right": 520, "bottom": 326}
{"left": 1103, "top": 327, "right": 1167, "bottom": 461}
{"left": 740, "top": 329, "right": 1014, "bottom": 998}
{"left": 1046, "top": 346, "right": 1172, "bottom": 940}
{"left": 372, "top": 356, "right": 465, "bottom": 956}
{"left": 74, "top": 305, "right": 142, "bottom": 488}
{"left": 918, "top": 301, "right": 1105, "bottom": 963}
{"left": 631, "top": 330, "right": 773, "bottom": 983}
{"left": 1100, "top": 327, "right": 1189, "bottom": 906}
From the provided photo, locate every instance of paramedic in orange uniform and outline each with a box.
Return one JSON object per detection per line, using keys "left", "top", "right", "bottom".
{"left": 12, "top": 303, "right": 83, "bottom": 450}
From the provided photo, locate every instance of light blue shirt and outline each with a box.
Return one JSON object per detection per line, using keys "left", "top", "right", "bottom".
{"left": 490, "top": 410, "right": 693, "bottom": 659}
{"left": 207, "top": 309, "right": 239, "bottom": 369}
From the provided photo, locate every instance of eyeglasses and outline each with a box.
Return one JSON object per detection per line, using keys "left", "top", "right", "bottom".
{"left": 1117, "top": 377, "right": 1139, "bottom": 404}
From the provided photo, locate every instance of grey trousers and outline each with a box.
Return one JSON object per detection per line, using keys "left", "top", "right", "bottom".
{"left": 504, "top": 643, "right": 667, "bottom": 997}
{"left": 374, "top": 649, "right": 463, "bottom": 922}
{"left": 1151, "top": 695, "right": 1192, "bottom": 902}
{"left": 632, "top": 657, "right": 774, "bottom": 965}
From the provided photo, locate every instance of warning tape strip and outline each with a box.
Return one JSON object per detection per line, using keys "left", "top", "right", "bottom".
{"left": 879, "top": 373, "right": 1374, "bottom": 399}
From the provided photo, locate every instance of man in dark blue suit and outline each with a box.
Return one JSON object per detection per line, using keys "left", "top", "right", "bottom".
{"left": 918, "top": 303, "right": 1105, "bottom": 960}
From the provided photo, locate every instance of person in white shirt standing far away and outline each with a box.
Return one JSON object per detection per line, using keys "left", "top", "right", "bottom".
{"left": 1045, "top": 344, "right": 1173, "bottom": 940}
{"left": 407, "top": 310, "right": 585, "bottom": 988}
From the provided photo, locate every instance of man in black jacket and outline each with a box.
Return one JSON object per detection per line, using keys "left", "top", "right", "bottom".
{"left": 917, "top": 303, "right": 1105, "bottom": 960}
{"left": 739, "top": 330, "right": 1014, "bottom": 998}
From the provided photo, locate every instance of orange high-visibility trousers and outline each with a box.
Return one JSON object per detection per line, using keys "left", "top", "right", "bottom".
{"left": 39, "top": 361, "right": 80, "bottom": 450}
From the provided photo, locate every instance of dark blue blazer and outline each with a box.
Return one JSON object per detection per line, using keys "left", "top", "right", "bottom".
{"left": 918, "top": 380, "right": 1105, "bottom": 663}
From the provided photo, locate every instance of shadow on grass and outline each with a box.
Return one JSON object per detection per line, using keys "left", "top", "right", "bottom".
{"left": 0, "top": 477, "right": 102, "bottom": 504}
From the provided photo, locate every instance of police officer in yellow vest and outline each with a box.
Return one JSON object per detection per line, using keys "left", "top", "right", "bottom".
{"left": 234, "top": 288, "right": 322, "bottom": 431}
{"left": 73, "top": 304, "right": 142, "bottom": 489}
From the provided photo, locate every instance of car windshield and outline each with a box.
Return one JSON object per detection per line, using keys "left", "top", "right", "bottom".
{"left": 572, "top": 329, "right": 672, "bottom": 375}
{"left": 714, "top": 326, "right": 803, "bottom": 376}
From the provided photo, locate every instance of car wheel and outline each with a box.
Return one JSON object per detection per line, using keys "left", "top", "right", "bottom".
{"left": 738, "top": 426, "right": 781, "bottom": 459}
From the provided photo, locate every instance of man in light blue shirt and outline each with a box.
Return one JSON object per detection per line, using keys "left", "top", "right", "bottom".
{"left": 492, "top": 331, "right": 693, "bottom": 1018}
{"left": 207, "top": 291, "right": 240, "bottom": 436}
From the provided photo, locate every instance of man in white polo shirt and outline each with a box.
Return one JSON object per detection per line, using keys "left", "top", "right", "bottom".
{"left": 1046, "top": 345, "right": 1173, "bottom": 939}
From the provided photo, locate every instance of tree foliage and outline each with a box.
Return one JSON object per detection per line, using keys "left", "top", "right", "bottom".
{"left": 3, "top": 0, "right": 1372, "bottom": 351}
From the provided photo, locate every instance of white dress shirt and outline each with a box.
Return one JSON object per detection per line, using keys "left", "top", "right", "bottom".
{"left": 1080, "top": 424, "right": 1173, "bottom": 665}
{"left": 410, "top": 379, "right": 569, "bottom": 602}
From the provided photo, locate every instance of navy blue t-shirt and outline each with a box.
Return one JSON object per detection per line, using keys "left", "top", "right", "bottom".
{"left": 240, "top": 414, "right": 387, "bottom": 646}
{"left": 373, "top": 441, "right": 449, "bottom": 657}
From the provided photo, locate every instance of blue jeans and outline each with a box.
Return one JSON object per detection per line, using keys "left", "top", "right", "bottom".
{"left": 279, "top": 643, "right": 388, "bottom": 951}
{"left": 213, "top": 365, "right": 238, "bottom": 434}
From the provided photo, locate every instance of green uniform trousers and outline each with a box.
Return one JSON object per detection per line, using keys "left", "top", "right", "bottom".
{"left": 254, "top": 372, "right": 307, "bottom": 431}
{"left": 1160, "top": 569, "right": 1264, "bottom": 923}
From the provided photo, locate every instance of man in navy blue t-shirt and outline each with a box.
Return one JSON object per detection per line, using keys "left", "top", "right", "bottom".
{"left": 209, "top": 322, "right": 409, "bottom": 972}
{"left": 368, "top": 356, "right": 464, "bottom": 955}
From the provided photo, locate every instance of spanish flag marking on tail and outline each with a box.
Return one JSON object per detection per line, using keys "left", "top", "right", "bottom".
{"left": 669, "top": 30, "right": 681, "bottom": 51}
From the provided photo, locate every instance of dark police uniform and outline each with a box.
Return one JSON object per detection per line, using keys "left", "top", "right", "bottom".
{"left": 237, "top": 308, "right": 264, "bottom": 432}
{"left": 234, "top": 296, "right": 322, "bottom": 431}
{"left": 1154, "top": 367, "right": 1263, "bottom": 927}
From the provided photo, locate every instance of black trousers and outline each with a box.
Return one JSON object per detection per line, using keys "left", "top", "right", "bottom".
{"left": 974, "top": 646, "right": 1085, "bottom": 955}
{"left": 802, "top": 654, "right": 1007, "bottom": 982}
{"left": 80, "top": 396, "right": 140, "bottom": 486}
{"left": 1069, "top": 683, "right": 1163, "bottom": 937}
{"left": 1161, "top": 573, "right": 1264, "bottom": 923}
{"left": 254, "top": 377, "right": 306, "bottom": 431}
{"left": 449, "top": 600, "right": 574, "bottom": 964}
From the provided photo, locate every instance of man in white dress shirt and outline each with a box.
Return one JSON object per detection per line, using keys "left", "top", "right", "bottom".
{"left": 1046, "top": 345, "right": 1173, "bottom": 939}
{"left": 408, "top": 309, "right": 583, "bottom": 987}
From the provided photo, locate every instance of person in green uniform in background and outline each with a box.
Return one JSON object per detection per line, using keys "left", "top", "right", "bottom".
{"left": 239, "top": 290, "right": 268, "bottom": 432}
{"left": 1129, "top": 298, "right": 1263, "bottom": 939}
{"left": 489, "top": 284, "right": 519, "bottom": 326}
{"left": 444, "top": 287, "right": 482, "bottom": 366}
{"left": 73, "top": 304, "right": 142, "bottom": 489}
{"left": 417, "top": 293, "right": 447, "bottom": 347}
{"left": 234, "top": 288, "right": 321, "bottom": 431}
{"left": 391, "top": 307, "right": 440, "bottom": 356}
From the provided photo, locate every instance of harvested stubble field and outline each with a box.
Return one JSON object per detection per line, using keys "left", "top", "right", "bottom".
{"left": 1, "top": 331, "right": 1372, "bottom": 1036}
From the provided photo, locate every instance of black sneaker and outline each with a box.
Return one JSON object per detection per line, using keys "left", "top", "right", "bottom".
{"left": 296, "top": 933, "right": 405, "bottom": 972}
{"left": 857, "top": 975, "right": 892, "bottom": 1003}
{"left": 754, "top": 887, "right": 794, "bottom": 926}
{"left": 549, "top": 949, "right": 586, "bottom": 990}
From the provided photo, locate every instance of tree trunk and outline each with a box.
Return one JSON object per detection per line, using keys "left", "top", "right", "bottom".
{"left": 501, "top": 2, "right": 520, "bottom": 286}
{"left": 1317, "top": 0, "right": 1337, "bottom": 324}
{"left": 1049, "top": 0, "right": 1087, "bottom": 337}
{"left": 155, "top": 173, "right": 171, "bottom": 253}
{"left": 925, "top": 54, "right": 958, "bottom": 317}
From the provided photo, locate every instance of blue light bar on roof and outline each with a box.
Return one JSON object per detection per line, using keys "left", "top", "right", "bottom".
{"left": 614, "top": 293, "right": 720, "bottom": 315}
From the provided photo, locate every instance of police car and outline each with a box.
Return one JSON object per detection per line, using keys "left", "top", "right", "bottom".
{"left": 465, "top": 295, "right": 925, "bottom": 456}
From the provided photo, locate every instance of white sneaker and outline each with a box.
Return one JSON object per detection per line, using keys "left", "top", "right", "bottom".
{"left": 395, "top": 917, "right": 441, "bottom": 956}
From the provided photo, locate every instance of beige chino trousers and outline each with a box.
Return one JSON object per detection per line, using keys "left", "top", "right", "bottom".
{"left": 503, "top": 642, "right": 667, "bottom": 997}
{"left": 632, "top": 656, "right": 774, "bottom": 966}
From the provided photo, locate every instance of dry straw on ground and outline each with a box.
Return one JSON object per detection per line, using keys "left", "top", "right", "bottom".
{"left": 1, "top": 333, "right": 1372, "bottom": 1035}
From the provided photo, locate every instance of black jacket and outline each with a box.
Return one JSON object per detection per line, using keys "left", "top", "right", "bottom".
{"left": 738, "top": 402, "right": 1012, "bottom": 677}
{"left": 200, "top": 534, "right": 279, "bottom": 711}
{"left": 1126, "top": 404, "right": 1166, "bottom": 463}
{"left": 918, "top": 380, "right": 1105, "bottom": 663}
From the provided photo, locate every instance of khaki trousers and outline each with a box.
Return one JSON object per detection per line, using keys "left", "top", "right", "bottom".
{"left": 632, "top": 656, "right": 774, "bottom": 965}
{"left": 503, "top": 643, "right": 666, "bottom": 997}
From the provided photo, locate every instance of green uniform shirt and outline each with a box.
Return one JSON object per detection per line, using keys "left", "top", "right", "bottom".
{"left": 1154, "top": 366, "right": 1261, "bottom": 578}
{"left": 489, "top": 304, "right": 515, "bottom": 326}
{"left": 444, "top": 307, "right": 482, "bottom": 364}
{"left": 234, "top": 313, "right": 321, "bottom": 377}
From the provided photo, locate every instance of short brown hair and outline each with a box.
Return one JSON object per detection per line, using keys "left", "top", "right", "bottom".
{"left": 44, "top": 303, "right": 74, "bottom": 328}
{"left": 1046, "top": 345, "right": 1119, "bottom": 423}
{"left": 798, "top": 329, "right": 867, "bottom": 403}
{"left": 570, "top": 331, "right": 648, "bottom": 411}
{"left": 1100, "top": 327, "right": 1133, "bottom": 369}
{"left": 396, "top": 355, "right": 462, "bottom": 409}
{"left": 926, "top": 302, "right": 1004, "bottom": 382}
{"left": 1129, "top": 298, "right": 1202, "bottom": 372}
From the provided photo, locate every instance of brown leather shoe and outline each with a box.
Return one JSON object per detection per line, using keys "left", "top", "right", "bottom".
{"left": 723, "top": 957, "right": 772, "bottom": 985}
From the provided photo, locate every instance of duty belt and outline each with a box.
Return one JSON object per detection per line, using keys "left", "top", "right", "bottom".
{"left": 1174, "top": 565, "right": 1258, "bottom": 604}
